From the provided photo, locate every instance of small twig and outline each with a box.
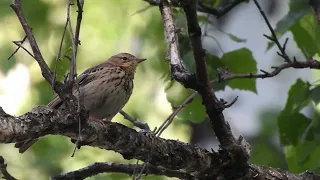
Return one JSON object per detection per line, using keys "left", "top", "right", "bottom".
{"left": 7, "top": 35, "right": 27, "bottom": 60}
{"left": 12, "top": 41, "right": 35, "bottom": 59}
{"left": 52, "top": 16, "right": 69, "bottom": 90}
{"left": 51, "top": 162, "right": 192, "bottom": 180}
{"left": 66, "top": 0, "right": 84, "bottom": 157}
{"left": 155, "top": 91, "right": 197, "bottom": 137}
{"left": 198, "top": 0, "right": 247, "bottom": 18}
{"left": 253, "top": 0, "right": 291, "bottom": 63}
{"left": 0, "top": 156, "right": 17, "bottom": 180}
{"left": 119, "top": 110, "right": 150, "bottom": 131}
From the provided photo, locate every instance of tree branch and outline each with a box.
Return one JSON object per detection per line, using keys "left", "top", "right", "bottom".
{"left": 0, "top": 156, "right": 16, "bottom": 180}
{"left": 10, "top": 0, "right": 53, "bottom": 85}
{"left": 1, "top": 106, "right": 320, "bottom": 179}
{"left": 52, "top": 162, "right": 191, "bottom": 180}
{"left": 145, "top": 0, "right": 247, "bottom": 18}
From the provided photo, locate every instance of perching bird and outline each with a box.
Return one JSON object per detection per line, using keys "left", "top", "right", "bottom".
{"left": 15, "top": 53, "right": 146, "bottom": 153}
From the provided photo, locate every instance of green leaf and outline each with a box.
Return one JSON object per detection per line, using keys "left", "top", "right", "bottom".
{"left": 274, "top": 0, "right": 311, "bottom": 35}
{"left": 226, "top": 33, "right": 247, "bottom": 43}
{"left": 266, "top": 0, "right": 311, "bottom": 51}
{"left": 206, "top": 54, "right": 228, "bottom": 91}
{"left": 278, "top": 79, "right": 313, "bottom": 145}
{"left": 285, "top": 142, "right": 320, "bottom": 173}
{"left": 221, "top": 48, "right": 257, "bottom": 93}
{"left": 310, "top": 86, "right": 320, "bottom": 105}
{"left": 283, "top": 79, "right": 311, "bottom": 112}
{"left": 290, "top": 13, "right": 320, "bottom": 58}
{"left": 278, "top": 112, "right": 313, "bottom": 145}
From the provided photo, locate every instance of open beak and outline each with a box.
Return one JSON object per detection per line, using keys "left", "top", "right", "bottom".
{"left": 137, "top": 58, "right": 147, "bottom": 63}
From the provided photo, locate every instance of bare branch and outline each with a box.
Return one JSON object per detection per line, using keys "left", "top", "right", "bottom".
{"left": 7, "top": 35, "right": 27, "bottom": 60}
{"left": 0, "top": 156, "right": 17, "bottom": 180}
{"left": 159, "top": 0, "right": 197, "bottom": 89}
{"left": 309, "top": 0, "right": 320, "bottom": 26}
{"left": 119, "top": 110, "right": 150, "bottom": 131}
{"left": 253, "top": 0, "right": 291, "bottom": 63}
{"left": 144, "top": 0, "right": 247, "bottom": 18}
{"left": 198, "top": 0, "right": 247, "bottom": 18}
{"left": 52, "top": 162, "right": 192, "bottom": 180}
{"left": 10, "top": 0, "right": 53, "bottom": 85}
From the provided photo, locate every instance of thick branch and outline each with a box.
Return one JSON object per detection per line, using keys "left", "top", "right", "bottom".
{"left": 52, "top": 162, "right": 191, "bottom": 180}
{"left": 1, "top": 106, "right": 319, "bottom": 179}
{"left": 182, "top": 0, "right": 239, "bottom": 150}
{"left": 0, "top": 106, "right": 213, "bottom": 175}
{"left": 159, "top": 1, "right": 197, "bottom": 89}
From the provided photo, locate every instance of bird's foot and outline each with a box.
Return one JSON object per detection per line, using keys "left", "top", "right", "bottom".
{"left": 89, "top": 116, "right": 107, "bottom": 128}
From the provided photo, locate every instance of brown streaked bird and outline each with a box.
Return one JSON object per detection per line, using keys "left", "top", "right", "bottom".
{"left": 15, "top": 53, "right": 146, "bottom": 153}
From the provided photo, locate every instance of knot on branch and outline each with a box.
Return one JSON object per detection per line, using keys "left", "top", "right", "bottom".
{"left": 170, "top": 64, "right": 197, "bottom": 89}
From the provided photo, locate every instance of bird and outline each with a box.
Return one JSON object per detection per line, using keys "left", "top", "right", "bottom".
{"left": 14, "top": 52, "right": 147, "bottom": 153}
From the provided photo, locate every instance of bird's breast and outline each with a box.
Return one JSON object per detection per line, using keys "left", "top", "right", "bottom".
{"left": 79, "top": 70, "right": 134, "bottom": 120}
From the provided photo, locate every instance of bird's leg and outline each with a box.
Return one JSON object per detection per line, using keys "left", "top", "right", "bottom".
{"left": 89, "top": 116, "right": 106, "bottom": 127}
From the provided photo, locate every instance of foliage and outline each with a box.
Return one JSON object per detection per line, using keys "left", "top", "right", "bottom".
{"left": 0, "top": 0, "right": 320, "bottom": 179}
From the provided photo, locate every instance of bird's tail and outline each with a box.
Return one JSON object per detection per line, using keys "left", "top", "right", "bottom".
{"left": 14, "top": 139, "right": 38, "bottom": 153}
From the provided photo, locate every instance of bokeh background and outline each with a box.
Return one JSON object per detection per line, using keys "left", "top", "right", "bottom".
{"left": 0, "top": 0, "right": 318, "bottom": 179}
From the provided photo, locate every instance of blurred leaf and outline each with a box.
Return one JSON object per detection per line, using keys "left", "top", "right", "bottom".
{"left": 310, "top": 86, "right": 320, "bottom": 104}
{"left": 166, "top": 82, "right": 206, "bottom": 123}
{"left": 290, "top": 13, "right": 320, "bottom": 58}
{"left": 283, "top": 79, "right": 311, "bottom": 112}
{"left": 274, "top": 0, "right": 310, "bottom": 35}
{"left": 278, "top": 79, "right": 313, "bottom": 145}
{"left": 285, "top": 141, "right": 320, "bottom": 173}
{"left": 225, "top": 32, "right": 247, "bottom": 43}
{"left": 266, "top": 0, "right": 311, "bottom": 51}
{"left": 278, "top": 112, "right": 312, "bottom": 145}
{"left": 221, "top": 48, "right": 257, "bottom": 93}
{"left": 206, "top": 53, "right": 228, "bottom": 91}
{"left": 0, "top": 0, "right": 11, "bottom": 20}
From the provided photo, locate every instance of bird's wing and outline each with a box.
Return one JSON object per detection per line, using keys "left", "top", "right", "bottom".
{"left": 48, "top": 62, "right": 111, "bottom": 108}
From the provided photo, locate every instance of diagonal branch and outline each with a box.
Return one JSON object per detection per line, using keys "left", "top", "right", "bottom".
{"left": 182, "top": 0, "right": 240, "bottom": 149}
{"left": 51, "top": 162, "right": 192, "bottom": 180}
{"left": 0, "top": 156, "right": 16, "bottom": 180}
{"left": 10, "top": 0, "right": 53, "bottom": 85}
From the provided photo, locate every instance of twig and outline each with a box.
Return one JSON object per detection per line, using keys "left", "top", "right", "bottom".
{"left": 52, "top": 16, "right": 69, "bottom": 90}
{"left": 10, "top": 0, "right": 53, "bottom": 85}
{"left": 198, "top": 0, "right": 247, "bottom": 18}
{"left": 0, "top": 156, "right": 17, "bottom": 180}
{"left": 253, "top": 0, "right": 291, "bottom": 63}
{"left": 12, "top": 40, "right": 35, "bottom": 59}
{"left": 51, "top": 162, "right": 192, "bottom": 180}
{"left": 66, "top": 0, "right": 84, "bottom": 157}
{"left": 155, "top": 91, "right": 197, "bottom": 136}
{"left": 309, "top": 0, "right": 320, "bottom": 26}
{"left": 7, "top": 35, "right": 27, "bottom": 60}
{"left": 144, "top": 0, "right": 247, "bottom": 18}
{"left": 119, "top": 110, "right": 150, "bottom": 131}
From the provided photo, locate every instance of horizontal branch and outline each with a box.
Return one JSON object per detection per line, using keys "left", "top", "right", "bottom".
{"left": 214, "top": 58, "right": 320, "bottom": 82}
{"left": 1, "top": 106, "right": 319, "bottom": 179}
{"left": 0, "top": 106, "right": 213, "bottom": 175}
{"left": 52, "top": 162, "right": 191, "bottom": 180}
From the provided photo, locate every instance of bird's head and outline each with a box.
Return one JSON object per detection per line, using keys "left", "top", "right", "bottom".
{"left": 107, "top": 53, "right": 146, "bottom": 72}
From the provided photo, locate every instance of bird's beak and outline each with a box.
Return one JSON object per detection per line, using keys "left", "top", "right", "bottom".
{"left": 136, "top": 58, "right": 147, "bottom": 63}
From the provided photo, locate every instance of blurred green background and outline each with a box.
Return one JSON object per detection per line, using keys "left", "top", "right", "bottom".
{"left": 1, "top": 0, "right": 320, "bottom": 179}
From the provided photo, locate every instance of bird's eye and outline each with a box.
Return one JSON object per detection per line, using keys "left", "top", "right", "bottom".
{"left": 122, "top": 57, "right": 128, "bottom": 61}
